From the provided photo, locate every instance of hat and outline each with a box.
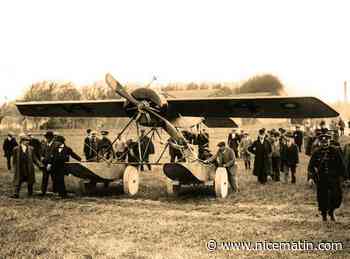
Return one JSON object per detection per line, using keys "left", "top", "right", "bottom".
{"left": 217, "top": 141, "right": 226, "bottom": 147}
{"left": 19, "top": 133, "right": 30, "bottom": 141}
{"left": 258, "top": 128, "right": 265, "bottom": 135}
{"left": 55, "top": 135, "right": 66, "bottom": 143}
{"left": 44, "top": 131, "right": 54, "bottom": 139}
{"left": 101, "top": 130, "right": 109, "bottom": 135}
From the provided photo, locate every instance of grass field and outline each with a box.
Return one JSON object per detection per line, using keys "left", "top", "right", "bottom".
{"left": 0, "top": 127, "right": 349, "bottom": 259}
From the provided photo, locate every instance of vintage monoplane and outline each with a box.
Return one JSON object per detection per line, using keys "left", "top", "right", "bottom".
{"left": 16, "top": 73, "right": 339, "bottom": 198}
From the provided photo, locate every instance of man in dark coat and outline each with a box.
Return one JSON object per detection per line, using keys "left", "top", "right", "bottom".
{"left": 97, "top": 130, "right": 115, "bottom": 161}
{"left": 83, "top": 129, "right": 95, "bottom": 161}
{"left": 40, "top": 131, "right": 58, "bottom": 196}
{"left": 140, "top": 129, "right": 155, "bottom": 171}
{"left": 228, "top": 129, "right": 241, "bottom": 158}
{"left": 52, "top": 135, "right": 82, "bottom": 198}
{"left": 11, "top": 134, "right": 43, "bottom": 198}
{"left": 248, "top": 129, "right": 272, "bottom": 184}
{"left": 3, "top": 132, "right": 18, "bottom": 170}
{"left": 280, "top": 133, "right": 299, "bottom": 184}
{"left": 308, "top": 134, "right": 346, "bottom": 221}
{"left": 293, "top": 126, "right": 304, "bottom": 153}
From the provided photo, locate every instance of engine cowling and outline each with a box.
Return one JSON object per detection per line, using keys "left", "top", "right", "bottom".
{"left": 124, "top": 88, "right": 168, "bottom": 127}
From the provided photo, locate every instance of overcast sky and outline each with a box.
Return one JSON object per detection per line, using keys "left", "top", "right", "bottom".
{"left": 0, "top": 0, "right": 349, "bottom": 103}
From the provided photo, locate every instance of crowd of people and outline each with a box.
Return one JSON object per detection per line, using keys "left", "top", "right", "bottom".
{"left": 2, "top": 120, "right": 350, "bottom": 221}
{"left": 201, "top": 120, "right": 349, "bottom": 222}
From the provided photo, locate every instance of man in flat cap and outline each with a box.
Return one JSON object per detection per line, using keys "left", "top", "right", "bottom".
{"left": 11, "top": 133, "right": 43, "bottom": 198}
{"left": 40, "top": 131, "right": 58, "bottom": 196}
{"left": 248, "top": 128, "right": 272, "bottom": 184}
{"left": 3, "top": 132, "right": 18, "bottom": 170}
{"left": 206, "top": 141, "right": 237, "bottom": 192}
{"left": 308, "top": 133, "right": 346, "bottom": 221}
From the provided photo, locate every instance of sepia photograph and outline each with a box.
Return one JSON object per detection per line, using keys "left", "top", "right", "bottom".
{"left": 0, "top": 1, "right": 349, "bottom": 258}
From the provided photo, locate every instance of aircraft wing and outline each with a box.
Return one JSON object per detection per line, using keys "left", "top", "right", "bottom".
{"left": 16, "top": 99, "right": 128, "bottom": 117}
{"left": 166, "top": 96, "right": 338, "bottom": 118}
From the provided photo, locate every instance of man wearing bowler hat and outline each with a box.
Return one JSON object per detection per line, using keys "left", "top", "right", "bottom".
{"left": 11, "top": 133, "right": 43, "bottom": 198}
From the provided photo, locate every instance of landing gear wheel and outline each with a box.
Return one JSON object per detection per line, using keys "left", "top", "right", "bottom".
{"left": 214, "top": 168, "right": 228, "bottom": 198}
{"left": 166, "top": 180, "right": 181, "bottom": 196}
{"left": 123, "top": 166, "right": 139, "bottom": 196}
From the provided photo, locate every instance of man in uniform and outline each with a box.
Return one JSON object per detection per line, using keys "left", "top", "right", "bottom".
{"left": 248, "top": 128, "right": 272, "bottom": 184}
{"left": 308, "top": 134, "right": 346, "bottom": 221}
{"left": 40, "top": 131, "right": 58, "bottom": 196}
{"left": 98, "top": 130, "right": 115, "bottom": 160}
{"left": 3, "top": 132, "right": 18, "bottom": 170}
{"left": 11, "top": 133, "right": 43, "bottom": 198}
{"left": 206, "top": 141, "right": 237, "bottom": 192}
{"left": 52, "top": 135, "right": 82, "bottom": 198}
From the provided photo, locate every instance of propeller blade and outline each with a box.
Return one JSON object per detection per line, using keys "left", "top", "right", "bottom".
{"left": 105, "top": 73, "right": 139, "bottom": 105}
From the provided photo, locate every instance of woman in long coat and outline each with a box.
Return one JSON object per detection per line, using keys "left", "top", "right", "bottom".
{"left": 11, "top": 134, "right": 43, "bottom": 198}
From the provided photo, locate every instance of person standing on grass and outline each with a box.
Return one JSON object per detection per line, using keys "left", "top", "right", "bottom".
{"left": 40, "top": 131, "right": 58, "bottom": 196}
{"left": 228, "top": 129, "right": 241, "bottom": 159}
{"left": 280, "top": 133, "right": 299, "bottom": 184}
{"left": 248, "top": 128, "right": 272, "bottom": 184}
{"left": 3, "top": 132, "right": 18, "bottom": 171}
{"left": 271, "top": 132, "right": 282, "bottom": 181}
{"left": 239, "top": 133, "right": 252, "bottom": 170}
{"left": 308, "top": 134, "right": 346, "bottom": 222}
{"left": 293, "top": 126, "right": 304, "bottom": 153}
{"left": 52, "top": 135, "right": 81, "bottom": 198}
{"left": 83, "top": 129, "right": 94, "bottom": 161}
{"left": 11, "top": 133, "right": 43, "bottom": 198}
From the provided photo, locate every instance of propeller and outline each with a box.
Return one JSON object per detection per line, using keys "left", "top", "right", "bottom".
{"left": 105, "top": 73, "right": 139, "bottom": 106}
{"left": 105, "top": 73, "right": 193, "bottom": 156}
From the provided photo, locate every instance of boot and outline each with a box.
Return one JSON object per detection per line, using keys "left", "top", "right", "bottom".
{"left": 321, "top": 211, "right": 327, "bottom": 222}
